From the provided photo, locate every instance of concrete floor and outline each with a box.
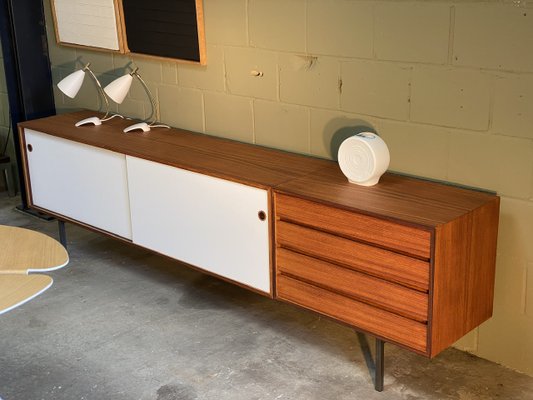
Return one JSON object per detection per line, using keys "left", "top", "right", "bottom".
{"left": 1, "top": 193, "right": 532, "bottom": 400}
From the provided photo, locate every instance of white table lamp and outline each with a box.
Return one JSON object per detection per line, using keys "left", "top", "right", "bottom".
{"left": 57, "top": 62, "right": 123, "bottom": 127}
{"left": 57, "top": 69, "right": 86, "bottom": 99}
{"left": 104, "top": 67, "right": 169, "bottom": 133}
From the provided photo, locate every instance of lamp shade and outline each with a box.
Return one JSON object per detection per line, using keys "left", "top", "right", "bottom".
{"left": 57, "top": 69, "right": 86, "bottom": 98}
{"left": 104, "top": 74, "right": 133, "bottom": 104}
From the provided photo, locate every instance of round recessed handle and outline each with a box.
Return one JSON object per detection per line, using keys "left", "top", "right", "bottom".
{"left": 27, "top": 144, "right": 33, "bottom": 152}
{"left": 258, "top": 210, "right": 266, "bottom": 221}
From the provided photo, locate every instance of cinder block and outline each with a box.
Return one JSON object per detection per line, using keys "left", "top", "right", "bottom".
{"left": 453, "top": 329, "right": 478, "bottom": 353}
{"left": 476, "top": 250, "right": 533, "bottom": 375}
{"left": 280, "top": 55, "right": 339, "bottom": 109}
{"left": 127, "top": 78, "right": 158, "bottom": 105}
{"left": 159, "top": 85, "right": 204, "bottom": 133}
{"left": 529, "top": 171, "right": 533, "bottom": 202}
{"left": 111, "top": 53, "right": 131, "bottom": 73}
{"left": 478, "top": 305, "right": 533, "bottom": 376}
{"left": 76, "top": 49, "right": 115, "bottom": 74}
{"left": 527, "top": 262, "right": 533, "bottom": 317}
{"left": 497, "top": 197, "right": 533, "bottom": 262}
{"left": 454, "top": 4, "right": 533, "bottom": 72}
{"left": 249, "top": 0, "right": 306, "bottom": 52}
{"left": 378, "top": 120, "right": 449, "bottom": 180}
{"left": 204, "top": 92, "right": 253, "bottom": 142}
{"left": 341, "top": 60, "right": 411, "bottom": 120}
{"left": 310, "top": 108, "right": 380, "bottom": 160}
{"left": 448, "top": 132, "right": 533, "bottom": 199}
{"left": 48, "top": 40, "right": 78, "bottom": 68}
{"left": 179, "top": 46, "right": 225, "bottom": 92}
{"left": 117, "top": 98, "right": 145, "bottom": 121}
{"left": 203, "top": 0, "right": 247, "bottom": 46}
{"left": 307, "top": 0, "right": 373, "bottom": 58}
{"left": 123, "top": 57, "right": 163, "bottom": 102}
{"left": 492, "top": 73, "right": 533, "bottom": 139}
{"left": 374, "top": 2, "right": 450, "bottom": 64}
{"left": 162, "top": 62, "right": 177, "bottom": 85}
{"left": 225, "top": 47, "right": 277, "bottom": 100}
{"left": 280, "top": 55, "right": 340, "bottom": 109}
{"left": 127, "top": 57, "right": 162, "bottom": 84}
{"left": 254, "top": 100, "right": 309, "bottom": 153}
{"left": 411, "top": 66, "right": 490, "bottom": 130}
{"left": 494, "top": 253, "right": 527, "bottom": 310}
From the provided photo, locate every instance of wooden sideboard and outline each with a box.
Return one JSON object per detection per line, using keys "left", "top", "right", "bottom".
{"left": 18, "top": 111, "right": 500, "bottom": 391}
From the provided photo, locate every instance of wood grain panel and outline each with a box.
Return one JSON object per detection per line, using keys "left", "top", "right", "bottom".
{"left": 277, "top": 275, "right": 427, "bottom": 353}
{"left": 430, "top": 198, "right": 500, "bottom": 357}
{"left": 276, "top": 221, "right": 429, "bottom": 291}
{"left": 277, "top": 248, "right": 428, "bottom": 322}
{"left": 0, "top": 274, "right": 53, "bottom": 315}
{"left": 275, "top": 163, "right": 498, "bottom": 228}
{"left": 0, "top": 225, "right": 68, "bottom": 274}
{"left": 275, "top": 193, "right": 431, "bottom": 259}
{"left": 19, "top": 112, "right": 329, "bottom": 189}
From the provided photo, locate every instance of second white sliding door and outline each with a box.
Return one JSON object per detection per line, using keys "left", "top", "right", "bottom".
{"left": 126, "top": 156, "right": 271, "bottom": 294}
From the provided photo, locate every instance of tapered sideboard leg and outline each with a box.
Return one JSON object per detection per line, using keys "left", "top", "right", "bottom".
{"left": 356, "top": 332, "right": 385, "bottom": 391}
{"left": 58, "top": 220, "right": 67, "bottom": 249}
{"left": 375, "top": 338, "right": 385, "bottom": 392}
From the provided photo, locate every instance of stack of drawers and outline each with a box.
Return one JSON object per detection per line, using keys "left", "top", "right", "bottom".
{"left": 274, "top": 193, "right": 432, "bottom": 354}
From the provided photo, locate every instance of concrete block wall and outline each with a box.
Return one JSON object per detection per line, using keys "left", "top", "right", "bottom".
{"left": 43, "top": 0, "right": 533, "bottom": 376}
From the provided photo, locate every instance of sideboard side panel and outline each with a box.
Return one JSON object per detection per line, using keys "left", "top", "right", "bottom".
{"left": 430, "top": 198, "right": 500, "bottom": 357}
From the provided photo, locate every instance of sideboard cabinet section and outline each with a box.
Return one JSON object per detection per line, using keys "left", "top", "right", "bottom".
{"left": 126, "top": 156, "right": 271, "bottom": 294}
{"left": 18, "top": 112, "right": 500, "bottom": 367}
{"left": 274, "top": 191, "right": 500, "bottom": 357}
{"left": 22, "top": 129, "right": 132, "bottom": 239}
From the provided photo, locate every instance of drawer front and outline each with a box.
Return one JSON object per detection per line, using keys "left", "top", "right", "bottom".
{"left": 276, "top": 221, "right": 429, "bottom": 291}
{"left": 277, "top": 248, "right": 428, "bottom": 322}
{"left": 277, "top": 275, "right": 427, "bottom": 353}
{"left": 275, "top": 193, "right": 431, "bottom": 259}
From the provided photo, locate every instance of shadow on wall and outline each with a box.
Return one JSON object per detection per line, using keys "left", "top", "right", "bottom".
{"left": 324, "top": 118, "right": 378, "bottom": 161}
{"left": 53, "top": 59, "right": 142, "bottom": 118}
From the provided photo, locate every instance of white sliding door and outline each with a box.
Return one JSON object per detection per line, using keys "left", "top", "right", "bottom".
{"left": 24, "top": 129, "right": 132, "bottom": 239}
{"left": 126, "top": 156, "right": 271, "bottom": 294}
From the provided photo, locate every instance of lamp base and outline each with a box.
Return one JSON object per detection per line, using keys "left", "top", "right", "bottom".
{"left": 123, "top": 122, "right": 170, "bottom": 133}
{"left": 75, "top": 114, "right": 124, "bottom": 127}
{"left": 75, "top": 116, "right": 102, "bottom": 127}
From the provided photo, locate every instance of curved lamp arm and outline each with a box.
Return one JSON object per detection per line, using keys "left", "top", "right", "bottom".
{"left": 130, "top": 68, "right": 161, "bottom": 127}
{"left": 82, "top": 63, "right": 112, "bottom": 121}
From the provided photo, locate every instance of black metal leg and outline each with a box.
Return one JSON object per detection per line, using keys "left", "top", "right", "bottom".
{"left": 375, "top": 338, "right": 385, "bottom": 392}
{"left": 356, "top": 332, "right": 385, "bottom": 392}
{"left": 58, "top": 220, "right": 67, "bottom": 249}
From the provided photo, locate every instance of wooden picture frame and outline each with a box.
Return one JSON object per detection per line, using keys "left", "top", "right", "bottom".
{"left": 50, "top": 0, "right": 206, "bottom": 65}
{"left": 121, "top": 0, "right": 206, "bottom": 65}
{"left": 50, "top": 0, "right": 126, "bottom": 53}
